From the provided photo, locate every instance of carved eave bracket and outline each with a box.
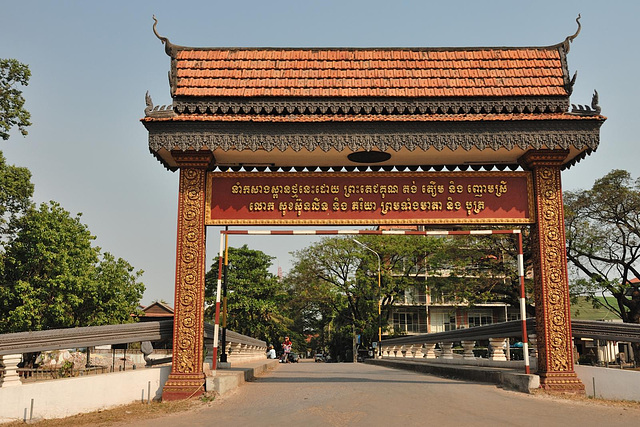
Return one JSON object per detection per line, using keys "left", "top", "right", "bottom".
{"left": 145, "top": 91, "right": 176, "bottom": 118}
{"left": 518, "top": 149, "right": 570, "bottom": 170}
{"left": 571, "top": 90, "right": 602, "bottom": 115}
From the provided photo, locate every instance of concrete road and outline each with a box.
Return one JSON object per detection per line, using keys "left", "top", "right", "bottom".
{"left": 127, "top": 360, "right": 640, "bottom": 427}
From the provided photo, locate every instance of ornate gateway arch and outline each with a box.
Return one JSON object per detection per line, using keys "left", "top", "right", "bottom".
{"left": 143, "top": 17, "right": 605, "bottom": 400}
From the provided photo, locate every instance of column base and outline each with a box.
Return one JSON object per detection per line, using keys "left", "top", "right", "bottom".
{"left": 162, "top": 372, "right": 206, "bottom": 401}
{"left": 539, "top": 371, "right": 585, "bottom": 393}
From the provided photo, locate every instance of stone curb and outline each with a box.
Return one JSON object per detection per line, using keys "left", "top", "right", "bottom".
{"left": 366, "top": 358, "right": 539, "bottom": 393}
{"left": 205, "top": 359, "right": 280, "bottom": 395}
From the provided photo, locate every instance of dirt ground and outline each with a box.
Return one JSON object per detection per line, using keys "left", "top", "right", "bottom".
{"left": 3, "top": 392, "right": 217, "bottom": 427}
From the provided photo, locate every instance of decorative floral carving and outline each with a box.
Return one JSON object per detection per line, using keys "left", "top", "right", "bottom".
{"left": 163, "top": 158, "right": 211, "bottom": 400}
{"left": 526, "top": 154, "right": 584, "bottom": 392}
{"left": 149, "top": 130, "right": 600, "bottom": 158}
{"left": 173, "top": 97, "right": 570, "bottom": 118}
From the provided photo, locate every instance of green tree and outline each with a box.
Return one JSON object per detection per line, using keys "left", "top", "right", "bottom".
{"left": 78, "top": 252, "right": 145, "bottom": 326}
{"left": 204, "top": 245, "right": 290, "bottom": 349}
{"left": 565, "top": 169, "right": 640, "bottom": 364}
{"left": 287, "top": 235, "right": 451, "bottom": 361}
{"left": 424, "top": 231, "right": 531, "bottom": 313}
{"left": 286, "top": 232, "right": 528, "bottom": 360}
{"left": 0, "top": 58, "right": 32, "bottom": 140}
{"left": 0, "top": 201, "right": 144, "bottom": 332}
{"left": 0, "top": 150, "right": 34, "bottom": 238}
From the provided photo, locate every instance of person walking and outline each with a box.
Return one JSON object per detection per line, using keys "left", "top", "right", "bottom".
{"left": 281, "top": 336, "right": 292, "bottom": 363}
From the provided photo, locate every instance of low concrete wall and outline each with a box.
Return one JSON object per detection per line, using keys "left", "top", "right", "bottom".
{"left": 384, "top": 354, "right": 537, "bottom": 371}
{"left": 0, "top": 366, "right": 170, "bottom": 423}
{"left": 368, "top": 358, "right": 539, "bottom": 393}
{"left": 375, "top": 357, "right": 640, "bottom": 402}
{"left": 575, "top": 365, "right": 640, "bottom": 402}
{"left": 206, "top": 359, "right": 279, "bottom": 395}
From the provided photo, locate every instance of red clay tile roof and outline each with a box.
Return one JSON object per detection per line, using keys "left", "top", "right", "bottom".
{"left": 172, "top": 48, "right": 568, "bottom": 98}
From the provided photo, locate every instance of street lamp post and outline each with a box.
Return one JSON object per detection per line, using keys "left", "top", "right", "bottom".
{"left": 353, "top": 238, "right": 382, "bottom": 357}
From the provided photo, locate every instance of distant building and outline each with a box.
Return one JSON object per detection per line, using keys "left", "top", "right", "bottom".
{"left": 137, "top": 301, "right": 174, "bottom": 322}
{"left": 389, "top": 270, "right": 519, "bottom": 335}
{"left": 379, "top": 226, "right": 519, "bottom": 336}
{"left": 136, "top": 301, "right": 174, "bottom": 349}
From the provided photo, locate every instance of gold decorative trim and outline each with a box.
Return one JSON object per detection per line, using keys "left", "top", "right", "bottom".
{"left": 529, "top": 157, "right": 583, "bottom": 391}
{"left": 172, "top": 167, "right": 207, "bottom": 375}
{"left": 164, "top": 160, "right": 210, "bottom": 400}
{"left": 209, "top": 171, "right": 529, "bottom": 180}
{"left": 206, "top": 218, "right": 535, "bottom": 225}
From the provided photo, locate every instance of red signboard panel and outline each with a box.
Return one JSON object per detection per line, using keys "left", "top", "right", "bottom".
{"left": 206, "top": 172, "right": 534, "bottom": 225}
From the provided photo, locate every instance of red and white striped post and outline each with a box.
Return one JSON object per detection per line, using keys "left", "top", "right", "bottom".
{"left": 212, "top": 233, "right": 225, "bottom": 370}
{"left": 517, "top": 231, "right": 530, "bottom": 374}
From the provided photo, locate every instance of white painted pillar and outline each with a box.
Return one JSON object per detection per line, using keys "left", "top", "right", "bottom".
{"left": 439, "top": 342, "right": 454, "bottom": 359}
{"left": 489, "top": 338, "right": 507, "bottom": 361}
{"left": 423, "top": 343, "right": 437, "bottom": 359}
{"left": 0, "top": 354, "right": 23, "bottom": 387}
{"left": 413, "top": 345, "right": 424, "bottom": 359}
{"left": 461, "top": 340, "right": 476, "bottom": 360}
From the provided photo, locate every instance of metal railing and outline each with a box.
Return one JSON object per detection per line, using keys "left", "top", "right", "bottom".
{"left": 379, "top": 318, "right": 640, "bottom": 367}
{"left": 382, "top": 319, "right": 640, "bottom": 347}
{"left": 0, "top": 320, "right": 267, "bottom": 386}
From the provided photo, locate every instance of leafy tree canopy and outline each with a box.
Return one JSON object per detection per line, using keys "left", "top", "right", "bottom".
{"left": 285, "top": 232, "right": 528, "bottom": 360}
{"left": 0, "top": 58, "right": 32, "bottom": 140}
{"left": 0, "top": 150, "right": 34, "bottom": 238}
{"left": 205, "top": 244, "right": 291, "bottom": 349}
{"left": 565, "top": 169, "right": 640, "bottom": 325}
{"left": 0, "top": 202, "right": 144, "bottom": 332}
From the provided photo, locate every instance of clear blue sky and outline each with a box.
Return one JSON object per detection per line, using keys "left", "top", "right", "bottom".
{"left": 2, "top": 1, "right": 638, "bottom": 305}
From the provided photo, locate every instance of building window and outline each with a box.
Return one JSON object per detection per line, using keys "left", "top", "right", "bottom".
{"left": 402, "top": 286, "right": 427, "bottom": 304}
{"left": 507, "top": 312, "right": 521, "bottom": 322}
{"left": 468, "top": 311, "right": 493, "bottom": 328}
{"left": 430, "top": 311, "right": 456, "bottom": 333}
{"left": 393, "top": 311, "right": 422, "bottom": 333}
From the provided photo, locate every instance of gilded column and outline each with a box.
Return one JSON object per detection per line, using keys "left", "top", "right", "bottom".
{"left": 520, "top": 150, "right": 584, "bottom": 392}
{"left": 162, "top": 151, "right": 213, "bottom": 401}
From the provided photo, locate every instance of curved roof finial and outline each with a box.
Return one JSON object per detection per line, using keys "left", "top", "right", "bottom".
{"left": 152, "top": 15, "right": 176, "bottom": 57}
{"left": 562, "top": 14, "right": 582, "bottom": 53}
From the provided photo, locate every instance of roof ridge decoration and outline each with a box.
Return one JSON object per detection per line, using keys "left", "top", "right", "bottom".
{"left": 152, "top": 15, "right": 583, "bottom": 55}
{"left": 571, "top": 90, "right": 601, "bottom": 115}
{"left": 557, "top": 14, "right": 581, "bottom": 96}
{"left": 153, "top": 15, "right": 181, "bottom": 57}
{"left": 153, "top": 16, "right": 182, "bottom": 97}
{"left": 561, "top": 14, "right": 582, "bottom": 54}
{"left": 145, "top": 91, "right": 176, "bottom": 118}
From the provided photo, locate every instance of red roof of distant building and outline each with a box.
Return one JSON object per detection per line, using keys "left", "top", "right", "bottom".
{"left": 140, "top": 301, "right": 174, "bottom": 318}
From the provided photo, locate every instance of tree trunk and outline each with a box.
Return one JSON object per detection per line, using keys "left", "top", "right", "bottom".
{"left": 352, "top": 323, "right": 358, "bottom": 363}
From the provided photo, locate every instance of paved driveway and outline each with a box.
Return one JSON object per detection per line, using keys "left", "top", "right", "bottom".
{"left": 125, "top": 360, "right": 640, "bottom": 427}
